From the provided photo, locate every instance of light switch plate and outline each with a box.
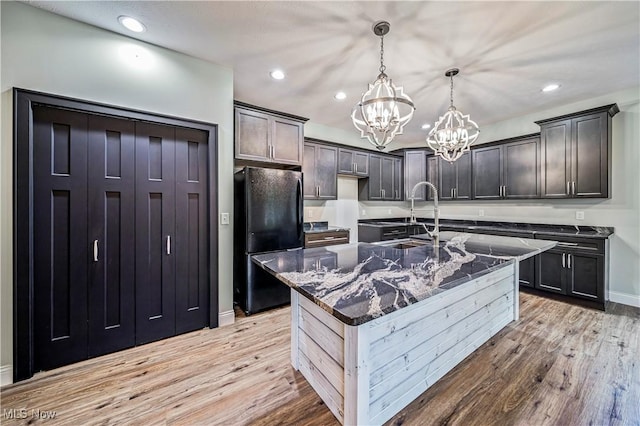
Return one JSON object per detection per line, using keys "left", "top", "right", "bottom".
{"left": 576, "top": 211, "right": 585, "bottom": 220}
{"left": 220, "top": 212, "right": 230, "bottom": 225}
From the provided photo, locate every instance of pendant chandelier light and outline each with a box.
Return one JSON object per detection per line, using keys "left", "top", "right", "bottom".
{"left": 351, "top": 21, "right": 415, "bottom": 151}
{"left": 426, "top": 68, "right": 480, "bottom": 162}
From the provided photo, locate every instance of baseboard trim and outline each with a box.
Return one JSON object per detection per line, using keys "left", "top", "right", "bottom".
{"left": 609, "top": 291, "right": 640, "bottom": 308}
{"left": 1, "top": 364, "right": 13, "bottom": 387}
{"left": 218, "top": 309, "right": 235, "bottom": 327}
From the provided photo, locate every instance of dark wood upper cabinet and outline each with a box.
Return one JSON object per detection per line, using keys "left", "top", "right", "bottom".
{"left": 234, "top": 102, "right": 307, "bottom": 166}
{"left": 338, "top": 147, "right": 369, "bottom": 176}
{"left": 359, "top": 153, "right": 402, "bottom": 200}
{"left": 439, "top": 152, "right": 471, "bottom": 200}
{"left": 303, "top": 141, "right": 338, "bottom": 200}
{"left": 426, "top": 155, "right": 439, "bottom": 201}
{"left": 393, "top": 157, "right": 403, "bottom": 200}
{"left": 404, "top": 150, "right": 427, "bottom": 200}
{"left": 536, "top": 104, "right": 618, "bottom": 199}
{"left": 472, "top": 134, "right": 540, "bottom": 200}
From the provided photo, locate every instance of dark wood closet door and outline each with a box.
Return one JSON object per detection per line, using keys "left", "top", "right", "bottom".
{"left": 175, "top": 128, "right": 209, "bottom": 333}
{"left": 87, "top": 115, "right": 136, "bottom": 357}
{"left": 135, "top": 122, "right": 177, "bottom": 344}
{"left": 32, "top": 106, "right": 89, "bottom": 371}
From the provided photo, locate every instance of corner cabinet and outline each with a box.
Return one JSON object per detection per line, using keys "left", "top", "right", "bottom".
{"left": 303, "top": 141, "right": 338, "bottom": 200}
{"left": 359, "top": 153, "right": 403, "bottom": 201}
{"left": 471, "top": 134, "right": 540, "bottom": 200}
{"left": 536, "top": 104, "right": 618, "bottom": 199}
{"left": 438, "top": 152, "right": 471, "bottom": 200}
{"left": 234, "top": 102, "right": 308, "bottom": 166}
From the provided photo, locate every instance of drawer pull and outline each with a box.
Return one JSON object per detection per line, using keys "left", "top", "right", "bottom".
{"left": 557, "top": 242, "right": 579, "bottom": 247}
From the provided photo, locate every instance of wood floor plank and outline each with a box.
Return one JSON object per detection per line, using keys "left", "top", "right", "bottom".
{"left": 1, "top": 293, "right": 638, "bottom": 425}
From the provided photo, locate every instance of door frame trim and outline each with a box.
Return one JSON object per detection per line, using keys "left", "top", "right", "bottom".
{"left": 13, "top": 88, "right": 219, "bottom": 381}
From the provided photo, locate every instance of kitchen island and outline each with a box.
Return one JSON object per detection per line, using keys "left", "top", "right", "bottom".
{"left": 252, "top": 233, "right": 556, "bottom": 425}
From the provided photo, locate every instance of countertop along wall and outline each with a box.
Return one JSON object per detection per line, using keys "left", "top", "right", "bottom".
{"left": 305, "top": 87, "right": 640, "bottom": 308}
{"left": 0, "top": 2, "right": 235, "bottom": 384}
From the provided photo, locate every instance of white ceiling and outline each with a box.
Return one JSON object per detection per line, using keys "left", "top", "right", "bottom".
{"left": 24, "top": 1, "right": 640, "bottom": 145}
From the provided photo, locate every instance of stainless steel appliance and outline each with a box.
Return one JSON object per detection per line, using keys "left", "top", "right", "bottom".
{"left": 233, "top": 167, "right": 303, "bottom": 314}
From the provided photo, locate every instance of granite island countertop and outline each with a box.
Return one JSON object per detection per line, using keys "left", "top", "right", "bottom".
{"left": 253, "top": 232, "right": 557, "bottom": 326}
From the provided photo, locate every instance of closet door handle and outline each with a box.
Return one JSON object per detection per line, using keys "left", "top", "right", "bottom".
{"left": 93, "top": 240, "right": 99, "bottom": 262}
{"left": 166, "top": 235, "right": 171, "bottom": 255}
{"left": 562, "top": 253, "right": 566, "bottom": 268}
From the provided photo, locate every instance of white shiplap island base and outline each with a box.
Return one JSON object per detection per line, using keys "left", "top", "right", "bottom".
{"left": 253, "top": 234, "right": 556, "bottom": 425}
{"left": 290, "top": 263, "right": 518, "bottom": 425}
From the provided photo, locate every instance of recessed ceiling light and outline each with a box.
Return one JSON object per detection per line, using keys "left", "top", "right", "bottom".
{"left": 334, "top": 92, "right": 347, "bottom": 100}
{"left": 118, "top": 16, "right": 146, "bottom": 33}
{"left": 421, "top": 123, "right": 431, "bottom": 130}
{"left": 542, "top": 83, "right": 560, "bottom": 92}
{"left": 270, "top": 69, "right": 285, "bottom": 80}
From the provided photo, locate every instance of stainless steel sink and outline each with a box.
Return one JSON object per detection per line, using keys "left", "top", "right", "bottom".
{"left": 373, "top": 238, "right": 432, "bottom": 249}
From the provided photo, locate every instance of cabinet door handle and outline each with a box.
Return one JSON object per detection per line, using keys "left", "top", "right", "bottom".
{"left": 572, "top": 181, "right": 576, "bottom": 196}
{"left": 396, "top": 189, "right": 399, "bottom": 199}
{"left": 567, "top": 181, "right": 570, "bottom": 195}
{"left": 354, "top": 163, "right": 358, "bottom": 173}
{"left": 93, "top": 239, "right": 99, "bottom": 262}
{"left": 562, "top": 253, "right": 566, "bottom": 268}
{"left": 568, "top": 253, "right": 572, "bottom": 268}
{"left": 166, "top": 235, "right": 171, "bottom": 255}
{"left": 450, "top": 188, "right": 453, "bottom": 198}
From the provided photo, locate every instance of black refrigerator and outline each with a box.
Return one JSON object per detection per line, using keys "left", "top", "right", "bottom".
{"left": 234, "top": 167, "right": 304, "bottom": 315}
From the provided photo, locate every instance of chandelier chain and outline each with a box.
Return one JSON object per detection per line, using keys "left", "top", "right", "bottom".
{"left": 379, "top": 35, "right": 386, "bottom": 74}
{"left": 450, "top": 73, "right": 454, "bottom": 107}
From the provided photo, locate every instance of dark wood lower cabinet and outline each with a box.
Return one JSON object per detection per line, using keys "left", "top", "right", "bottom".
{"left": 536, "top": 249, "right": 566, "bottom": 293}
{"left": 534, "top": 235, "right": 606, "bottom": 308}
{"left": 24, "top": 97, "right": 214, "bottom": 378}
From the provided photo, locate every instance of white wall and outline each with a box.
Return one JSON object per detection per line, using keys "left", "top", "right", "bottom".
{"left": 306, "top": 87, "right": 640, "bottom": 307}
{"left": 0, "top": 2, "right": 235, "bottom": 384}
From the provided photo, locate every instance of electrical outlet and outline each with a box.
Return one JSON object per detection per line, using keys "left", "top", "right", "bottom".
{"left": 361, "top": 209, "right": 366, "bottom": 216}
{"left": 308, "top": 209, "right": 313, "bottom": 218}
{"left": 387, "top": 209, "right": 392, "bottom": 214}
{"left": 576, "top": 211, "right": 585, "bottom": 220}
{"left": 478, "top": 209, "right": 485, "bottom": 217}
{"left": 220, "top": 212, "right": 230, "bottom": 225}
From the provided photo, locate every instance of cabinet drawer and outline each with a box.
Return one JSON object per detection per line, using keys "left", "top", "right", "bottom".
{"left": 534, "top": 233, "right": 604, "bottom": 253}
{"left": 304, "top": 231, "right": 350, "bottom": 248}
{"left": 380, "top": 226, "right": 409, "bottom": 240}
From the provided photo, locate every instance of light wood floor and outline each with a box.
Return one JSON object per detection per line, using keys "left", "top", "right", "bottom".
{"left": 1, "top": 293, "right": 639, "bottom": 425}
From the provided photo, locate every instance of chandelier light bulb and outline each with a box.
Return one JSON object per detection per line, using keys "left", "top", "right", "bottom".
{"left": 351, "top": 21, "right": 415, "bottom": 151}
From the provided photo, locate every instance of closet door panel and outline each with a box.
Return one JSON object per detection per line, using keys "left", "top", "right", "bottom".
{"left": 32, "top": 106, "right": 89, "bottom": 371}
{"left": 175, "top": 128, "right": 209, "bottom": 333}
{"left": 135, "top": 122, "right": 176, "bottom": 344}
{"left": 87, "top": 115, "right": 136, "bottom": 357}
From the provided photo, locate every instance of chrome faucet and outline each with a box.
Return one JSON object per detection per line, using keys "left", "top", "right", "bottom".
{"left": 408, "top": 181, "right": 439, "bottom": 239}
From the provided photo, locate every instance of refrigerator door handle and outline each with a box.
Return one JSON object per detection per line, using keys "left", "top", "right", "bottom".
{"left": 296, "top": 178, "right": 303, "bottom": 242}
